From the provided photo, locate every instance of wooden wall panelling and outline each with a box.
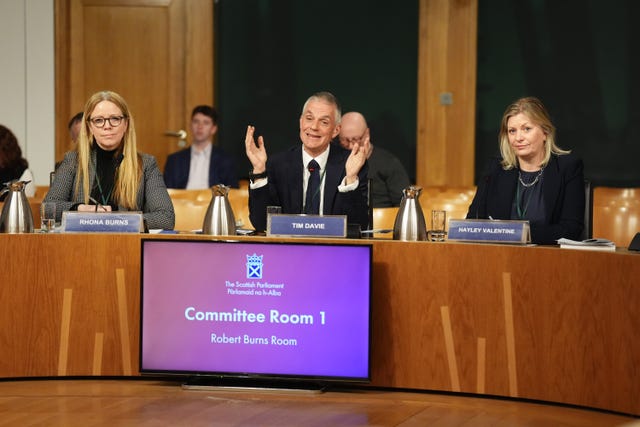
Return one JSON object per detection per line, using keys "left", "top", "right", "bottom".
{"left": 54, "top": 0, "right": 72, "bottom": 164}
{"left": 417, "top": 0, "right": 478, "bottom": 187}
{"left": 55, "top": 0, "right": 214, "bottom": 170}
{"left": 184, "top": 0, "right": 214, "bottom": 129}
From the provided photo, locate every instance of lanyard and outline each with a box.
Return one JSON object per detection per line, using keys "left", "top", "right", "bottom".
{"left": 94, "top": 172, "right": 114, "bottom": 206}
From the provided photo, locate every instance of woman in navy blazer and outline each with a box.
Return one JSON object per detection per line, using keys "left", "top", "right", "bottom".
{"left": 467, "top": 97, "right": 585, "bottom": 244}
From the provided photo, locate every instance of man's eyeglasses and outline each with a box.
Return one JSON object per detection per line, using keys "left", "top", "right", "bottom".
{"left": 89, "top": 116, "right": 126, "bottom": 128}
{"left": 339, "top": 131, "right": 367, "bottom": 145}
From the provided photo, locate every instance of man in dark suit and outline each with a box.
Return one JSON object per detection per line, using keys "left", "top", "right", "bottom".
{"left": 163, "top": 105, "right": 238, "bottom": 189}
{"left": 244, "top": 91, "right": 369, "bottom": 232}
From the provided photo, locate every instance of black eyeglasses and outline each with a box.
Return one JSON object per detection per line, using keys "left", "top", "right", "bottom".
{"left": 89, "top": 116, "right": 126, "bottom": 128}
{"left": 339, "top": 131, "right": 367, "bottom": 145}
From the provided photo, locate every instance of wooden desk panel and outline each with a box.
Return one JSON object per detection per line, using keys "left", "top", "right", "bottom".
{"left": 0, "top": 234, "right": 140, "bottom": 377}
{"left": 370, "top": 241, "right": 640, "bottom": 414}
{"left": 0, "top": 234, "right": 638, "bottom": 415}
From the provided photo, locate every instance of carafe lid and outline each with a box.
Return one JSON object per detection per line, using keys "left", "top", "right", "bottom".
{"left": 402, "top": 185, "right": 422, "bottom": 198}
{"left": 4, "top": 179, "right": 31, "bottom": 191}
{"left": 211, "top": 184, "right": 230, "bottom": 197}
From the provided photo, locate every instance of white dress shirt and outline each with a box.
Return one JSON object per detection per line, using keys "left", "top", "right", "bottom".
{"left": 186, "top": 143, "right": 212, "bottom": 190}
{"left": 249, "top": 145, "right": 359, "bottom": 214}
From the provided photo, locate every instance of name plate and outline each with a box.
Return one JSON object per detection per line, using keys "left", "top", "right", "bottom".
{"left": 267, "top": 214, "right": 347, "bottom": 238}
{"left": 447, "top": 219, "right": 530, "bottom": 244}
{"left": 61, "top": 211, "right": 144, "bottom": 233}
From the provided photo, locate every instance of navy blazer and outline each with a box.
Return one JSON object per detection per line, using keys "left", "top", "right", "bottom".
{"left": 467, "top": 153, "right": 585, "bottom": 244}
{"left": 249, "top": 144, "right": 369, "bottom": 232}
{"left": 163, "top": 145, "right": 238, "bottom": 189}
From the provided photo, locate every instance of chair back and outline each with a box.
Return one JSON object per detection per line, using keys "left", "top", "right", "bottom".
{"left": 372, "top": 207, "right": 398, "bottom": 238}
{"left": 169, "top": 187, "right": 251, "bottom": 231}
{"left": 227, "top": 187, "right": 250, "bottom": 229}
{"left": 167, "top": 188, "right": 211, "bottom": 202}
{"left": 34, "top": 185, "right": 49, "bottom": 200}
{"left": 420, "top": 186, "right": 476, "bottom": 229}
{"left": 592, "top": 186, "right": 640, "bottom": 246}
{"left": 171, "top": 198, "right": 209, "bottom": 232}
{"left": 237, "top": 179, "right": 249, "bottom": 191}
{"left": 30, "top": 199, "right": 42, "bottom": 229}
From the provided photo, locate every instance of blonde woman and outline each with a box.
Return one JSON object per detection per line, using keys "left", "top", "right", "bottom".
{"left": 467, "top": 97, "right": 585, "bottom": 244}
{"left": 45, "top": 90, "right": 174, "bottom": 230}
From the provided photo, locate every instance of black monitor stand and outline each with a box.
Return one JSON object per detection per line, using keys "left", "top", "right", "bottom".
{"left": 181, "top": 376, "right": 328, "bottom": 394}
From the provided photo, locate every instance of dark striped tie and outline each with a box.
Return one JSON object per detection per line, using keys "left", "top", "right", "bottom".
{"left": 305, "top": 159, "right": 320, "bottom": 214}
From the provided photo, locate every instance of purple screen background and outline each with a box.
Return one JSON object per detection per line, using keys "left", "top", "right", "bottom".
{"left": 140, "top": 240, "right": 371, "bottom": 380}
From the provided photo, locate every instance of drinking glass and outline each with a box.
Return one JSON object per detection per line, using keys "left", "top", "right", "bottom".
{"left": 40, "top": 202, "right": 56, "bottom": 233}
{"left": 430, "top": 209, "right": 447, "bottom": 241}
{"left": 267, "top": 206, "right": 282, "bottom": 216}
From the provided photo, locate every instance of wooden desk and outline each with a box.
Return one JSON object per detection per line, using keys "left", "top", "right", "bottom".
{"left": 1, "top": 234, "right": 638, "bottom": 415}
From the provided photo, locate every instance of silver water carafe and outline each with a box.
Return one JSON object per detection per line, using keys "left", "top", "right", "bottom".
{"left": 0, "top": 180, "right": 34, "bottom": 233}
{"left": 202, "top": 184, "right": 237, "bottom": 235}
{"left": 393, "top": 185, "right": 427, "bottom": 241}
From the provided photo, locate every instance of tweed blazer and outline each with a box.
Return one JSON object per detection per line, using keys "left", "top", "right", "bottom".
{"left": 45, "top": 150, "right": 175, "bottom": 230}
{"left": 249, "top": 144, "right": 369, "bottom": 232}
{"left": 466, "top": 153, "right": 585, "bottom": 244}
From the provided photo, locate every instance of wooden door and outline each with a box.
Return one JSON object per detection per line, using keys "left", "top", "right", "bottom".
{"left": 55, "top": 0, "right": 214, "bottom": 171}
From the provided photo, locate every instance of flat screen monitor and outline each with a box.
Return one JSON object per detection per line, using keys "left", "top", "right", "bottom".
{"left": 140, "top": 239, "right": 372, "bottom": 386}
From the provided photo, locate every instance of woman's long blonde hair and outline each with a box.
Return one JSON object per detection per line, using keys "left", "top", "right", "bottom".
{"left": 75, "top": 90, "right": 141, "bottom": 208}
{"left": 498, "top": 97, "right": 570, "bottom": 170}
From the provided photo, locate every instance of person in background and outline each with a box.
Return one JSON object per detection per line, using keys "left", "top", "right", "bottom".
{"left": 163, "top": 105, "right": 238, "bottom": 189}
{"left": 54, "top": 112, "right": 85, "bottom": 173}
{"left": 466, "top": 96, "right": 584, "bottom": 244}
{"left": 68, "top": 112, "right": 83, "bottom": 143}
{"left": 338, "top": 111, "right": 411, "bottom": 207}
{"left": 244, "top": 91, "right": 369, "bottom": 232}
{"left": 0, "top": 125, "right": 35, "bottom": 199}
{"left": 45, "top": 90, "right": 175, "bottom": 230}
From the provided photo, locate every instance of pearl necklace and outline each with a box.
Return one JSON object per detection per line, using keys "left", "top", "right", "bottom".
{"left": 518, "top": 167, "right": 544, "bottom": 188}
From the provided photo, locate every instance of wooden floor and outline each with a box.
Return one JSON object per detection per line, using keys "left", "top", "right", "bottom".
{"left": 0, "top": 379, "right": 636, "bottom": 426}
